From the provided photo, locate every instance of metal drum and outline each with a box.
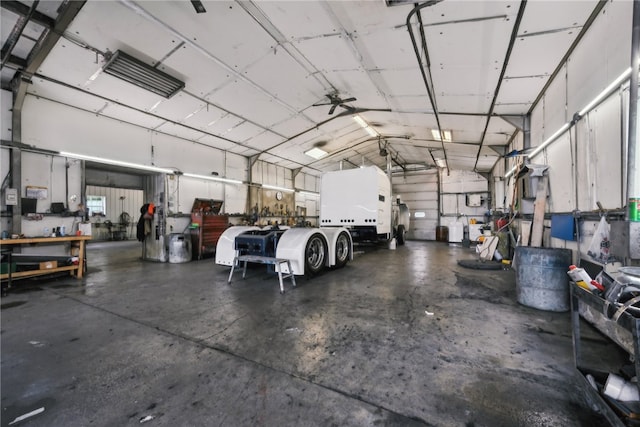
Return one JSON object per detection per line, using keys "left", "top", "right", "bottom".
{"left": 168, "top": 233, "right": 192, "bottom": 263}
{"left": 515, "top": 246, "right": 572, "bottom": 312}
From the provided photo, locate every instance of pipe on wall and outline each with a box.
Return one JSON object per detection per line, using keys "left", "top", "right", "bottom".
{"left": 627, "top": 0, "right": 640, "bottom": 219}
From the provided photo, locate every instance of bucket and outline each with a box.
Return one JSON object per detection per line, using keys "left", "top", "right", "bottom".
{"left": 514, "top": 246, "right": 572, "bottom": 312}
{"left": 168, "top": 233, "right": 192, "bottom": 263}
{"left": 436, "top": 226, "right": 448, "bottom": 242}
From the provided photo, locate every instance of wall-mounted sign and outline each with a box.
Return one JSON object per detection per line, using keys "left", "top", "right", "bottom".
{"left": 26, "top": 185, "right": 48, "bottom": 200}
{"left": 5, "top": 188, "right": 17, "bottom": 205}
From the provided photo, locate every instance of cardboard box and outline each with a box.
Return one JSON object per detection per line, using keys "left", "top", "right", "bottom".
{"left": 39, "top": 260, "right": 58, "bottom": 270}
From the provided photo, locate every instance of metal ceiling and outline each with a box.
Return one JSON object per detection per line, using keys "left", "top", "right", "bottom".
{"left": 1, "top": 0, "right": 602, "bottom": 176}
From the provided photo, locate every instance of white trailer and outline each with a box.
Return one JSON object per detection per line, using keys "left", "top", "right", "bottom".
{"left": 320, "top": 166, "right": 410, "bottom": 244}
{"left": 215, "top": 165, "right": 408, "bottom": 276}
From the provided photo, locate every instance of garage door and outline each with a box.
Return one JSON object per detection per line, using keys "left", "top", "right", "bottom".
{"left": 392, "top": 170, "right": 439, "bottom": 241}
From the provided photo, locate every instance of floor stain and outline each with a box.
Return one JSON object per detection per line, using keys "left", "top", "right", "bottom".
{"left": 1, "top": 301, "right": 27, "bottom": 310}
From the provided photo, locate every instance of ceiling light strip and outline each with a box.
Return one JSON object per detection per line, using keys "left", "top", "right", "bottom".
{"left": 262, "top": 184, "right": 295, "bottom": 193}
{"left": 182, "top": 173, "right": 242, "bottom": 185}
{"left": 353, "top": 115, "right": 379, "bottom": 137}
{"left": 60, "top": 151, "right": 175, "bottom": 174}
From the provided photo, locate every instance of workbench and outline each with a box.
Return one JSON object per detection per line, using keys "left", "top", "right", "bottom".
{"left": 228, "top": 255, "right": 296, "bottom": 294}
{"left": 0, "top": 235, "right": 91, "bottom": 287}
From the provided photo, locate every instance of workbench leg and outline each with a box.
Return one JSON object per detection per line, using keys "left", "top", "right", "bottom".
{"left": 77, "top": 240, "right": 86, "bottom": 279}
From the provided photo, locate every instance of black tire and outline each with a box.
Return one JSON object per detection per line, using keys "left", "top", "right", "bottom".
{"left": 334, "top": 232, "right": 350, "bottom": 268}
{"left": 304, "top": 233, "right": 327, "bottom": 276}
{"left": 396, "top": 225, "right": 406, "bottom": 245}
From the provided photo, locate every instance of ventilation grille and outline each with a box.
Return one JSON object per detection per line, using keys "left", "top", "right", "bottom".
{"left": 102, "top": 50, "right": 184, "bottom": 98}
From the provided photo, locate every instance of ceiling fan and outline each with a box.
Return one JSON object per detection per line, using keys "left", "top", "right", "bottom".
{"left": 312, "top": 93, "right": 358, "bottom": 115}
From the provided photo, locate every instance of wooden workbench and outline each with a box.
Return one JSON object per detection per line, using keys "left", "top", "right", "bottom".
{"left": 0, "top": 235, "right": 91, "bottom": 281}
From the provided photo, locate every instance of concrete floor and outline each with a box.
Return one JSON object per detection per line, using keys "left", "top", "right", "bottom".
{"left": 1, "top": 239, "right": 619, "bottom": 426}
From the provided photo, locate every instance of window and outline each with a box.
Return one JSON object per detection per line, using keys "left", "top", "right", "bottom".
{"left": 86, "top": 196, "right": 106, "bottom": 216}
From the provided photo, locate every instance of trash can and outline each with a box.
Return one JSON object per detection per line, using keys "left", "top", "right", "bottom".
{"left": 168, "top": 233, "right": 192, "bottom": 263}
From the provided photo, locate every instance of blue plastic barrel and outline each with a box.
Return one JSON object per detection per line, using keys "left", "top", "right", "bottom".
{"left": 515, "top": 246, "right": 572, "bottom": 312}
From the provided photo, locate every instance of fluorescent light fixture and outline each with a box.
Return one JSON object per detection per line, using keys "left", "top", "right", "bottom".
{"left": 504, "top": 165, "right": 518, "bottom": 179}
{"left": 353, "top": 115, "right": 379, "bottom": 137}
{"left": 505, "top": 67, "right": 633, "bottom": 179}
{"left": 102, "top": 50, "right": 185, "bottom": 98}
{"left": 353, "top": 115, "right": 368, "bottom": 128}
{"left": 183, "top": 173, "right": 242, "bottom": 184}
{"left": 60, "top": 151, "right": 174, "bottom": 174}
{"left": 364, "top": 126, "right": 378, "bottom": 137}
{"left": 431, "top": 129, "right": 452, "bottom": 142}
{"left": 528, "top": 122, "right": 570, "bottom": 159}
{"left": 304, "top": 147, "right": 328, "bottom": 159}
{"left": 297, "top": 190, "right": 319, "bottom": 197}
{"left": 262, "top": 184, "right": 295, "bottom": 193}
{"left": 578, "top": 67, "right": 632, "bottom": 116}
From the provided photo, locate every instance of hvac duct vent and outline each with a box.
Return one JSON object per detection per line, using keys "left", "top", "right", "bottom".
{"left": 102, "top": 50, "right": 185, "bottom": 98}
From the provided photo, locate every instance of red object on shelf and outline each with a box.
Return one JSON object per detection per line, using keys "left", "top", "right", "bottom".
{"left": 496, "top": 218, "right": 508, "bottom": 230}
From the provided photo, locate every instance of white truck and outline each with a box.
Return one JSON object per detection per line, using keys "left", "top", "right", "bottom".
{"left": 215, "top": 166, "right": 409, "bottom": 276}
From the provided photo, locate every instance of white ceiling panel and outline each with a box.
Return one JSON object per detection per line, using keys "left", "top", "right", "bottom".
{"left": 254, "top": 2, "right": 340, "bottom": 40}
{"left": 295, "top": 36, "right": 363, "bottom": 74}
{"left": 161, "top": 45, "right": 234, "bottom": 96}
{"left": 225, "top": 122, "right": 264, "bottom": 143}
{"left": 132, "top": 1, "right": 274, "bottom": 71}
{"left": 268, "top": 115, "right": 316, "bottom": 138}
{"left": 100, "top": 104, "right": 167, "bottom": 130}
{"left": 151, "top": 92, "right": 205, "bottom": 124}
{"left": 244, "top": 49, "right": 327, "bottom": 111}
{"left": 518, "top": 1, "right": 598, "bottom": 35}
{"left": 247, "top": 131, "right": 285, "bottom": 152}
{"left": 506, "top": 32, "right": 576, "bottom": 78}
{"left": 210, "top": 78, "right": 294, "bottom": 128}
{"left": 494, "top": 76, "right": 543, "bottom": 113}
{"left": 3, "top": 0, "right": 608, "bottom": 175}
{"left": 67, "top": 1, "right": 179, "bottom": 62}
{"left": 357, "top": 28, "right": 419, "bottom": 70}
{"left": 27, "top": 79, "right": 105, "bottom": 113}
{"left": 182, "top": 104, "right": 229, "bottom": 131}
{"left": 196, "top": 134, "right": 240, "bottom": 152}
{"left": 155, "top": 122, "right": 206, "bottom": 141}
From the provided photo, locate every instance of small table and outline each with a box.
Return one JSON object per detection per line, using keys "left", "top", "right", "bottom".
{"left": 228, "top": 255, "right": 296, "bottom": 294}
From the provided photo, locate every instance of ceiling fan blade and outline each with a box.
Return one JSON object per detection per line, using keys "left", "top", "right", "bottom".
{"left": 341, "top": 97, "right": 357, "bottom": 103}
{"left": 328, "top": 104, "right": 338, "bottom": 115}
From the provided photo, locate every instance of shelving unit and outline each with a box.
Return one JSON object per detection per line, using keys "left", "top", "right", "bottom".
{"left": 571, "top": 282, "right": 640, "bottom": 425}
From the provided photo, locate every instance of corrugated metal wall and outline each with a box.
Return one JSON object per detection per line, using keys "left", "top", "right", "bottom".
{"left": 86, "top": 185, "right": 144, "bottom": 240}
{"left": 392, "top": 170, "right": 439, "bottom": 241}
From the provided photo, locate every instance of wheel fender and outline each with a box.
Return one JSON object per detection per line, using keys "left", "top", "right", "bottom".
{"left": 276, "top": 228, "right": 329, "bottom": 275}
{"left": 320, "top": 227, "right": 353, "bottom": 264}
{"left": 215, "top": 226, "right": 260, "bottom": 266}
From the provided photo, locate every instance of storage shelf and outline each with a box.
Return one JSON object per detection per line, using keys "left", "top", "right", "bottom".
{"left": 0, "top": 265, "right": 78, "bottom": 280}
{"left": 571, "top": 282, "right": 640, "bottom": 425}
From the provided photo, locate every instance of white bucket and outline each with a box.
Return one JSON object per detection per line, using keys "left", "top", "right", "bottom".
{"left": 389, "top": 238, "right": 397, "bottom": 250}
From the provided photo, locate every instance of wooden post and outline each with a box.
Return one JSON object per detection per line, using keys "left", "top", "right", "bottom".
{"left": 530, "top": 174, "right": 548, "bottom": 247}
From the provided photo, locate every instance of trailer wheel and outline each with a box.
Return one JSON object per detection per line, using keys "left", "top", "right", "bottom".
{"left": 334, "top": 231, "right": 350, "bottom": 268}
{"left": 397, "top": 225, "right": 406, "bottom": 245}
{"left": 304, "top": 233, "right": 327, "bottom": 276}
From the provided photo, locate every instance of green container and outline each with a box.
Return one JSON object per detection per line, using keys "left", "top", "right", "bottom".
{"left": 1, "top": 262, "right": 16, "bottom": 274}
{"left": 630, "top": 198, "right": 639, "bottom": 222}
